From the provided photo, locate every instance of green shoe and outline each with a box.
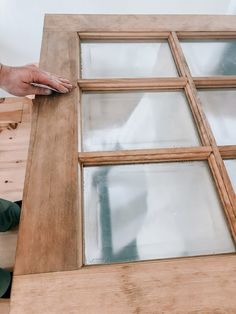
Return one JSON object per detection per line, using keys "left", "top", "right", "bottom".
{"left": 0, "top": 268, "right": 11, "bottom": 298}
{"left": 0, "top": 198, "right": 21, "bottom": 232}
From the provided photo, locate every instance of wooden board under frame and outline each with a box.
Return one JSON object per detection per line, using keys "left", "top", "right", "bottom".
{"left": 10, "top": 15, "right": 236, "bottom": 314}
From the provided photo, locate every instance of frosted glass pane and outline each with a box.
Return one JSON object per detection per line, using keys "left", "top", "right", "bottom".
{"left": 82, "top": 91, "right": 200, "bottom": 151}
{"left": 198, "top": 89, "right": 236, "bottom": 145}
{"left": 224, "top": 159, "right": 236, "bottom": 192}
{"left": 83, "top": 161, "right": 235, "bottom": 264}
{"left": 81, "top": 40, "right": 178, "bottom": 78}
{"left": 181, "top": 40, "right": 236, "bottom": 76}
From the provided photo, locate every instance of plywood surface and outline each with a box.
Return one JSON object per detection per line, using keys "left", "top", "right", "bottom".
{"left": 0, "top": 98, "right": 31, "bottom": 201}
{"left": 10, "top": 255, "right": 236, "bottom": 314}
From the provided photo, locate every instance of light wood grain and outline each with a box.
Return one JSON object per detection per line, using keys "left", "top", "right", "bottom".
{"left": 10, "top": 255, "right": 236, "bottom": 314}
{"left": 45, "top": 14, "right": 236, "bottom": 32}
{"left": 14, "top": 31, "right": 79, "bottom": 275}
{"left": 79, "top": 147, "right": 212, "bottom": 166}
{"left": 0, "top": 300, "right": 10, "bottom": 314}
{"left": 78, "top": 78, "right": 186, "bottom": 91}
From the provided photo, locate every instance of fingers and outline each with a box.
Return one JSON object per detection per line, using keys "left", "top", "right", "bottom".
{"left": 33, "top": 69, "right": 73, "bottom": 93}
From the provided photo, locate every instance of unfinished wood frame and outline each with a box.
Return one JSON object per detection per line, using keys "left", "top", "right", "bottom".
{"left": 11, "top": 14, "right": 236, "bottom": 314}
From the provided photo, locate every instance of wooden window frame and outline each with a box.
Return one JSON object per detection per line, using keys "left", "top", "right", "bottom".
{"left": 14, "top": 14, "right": 236, "bottom": 276}
{"left": 8, "top": 14, "right": 236, "bottom": 314}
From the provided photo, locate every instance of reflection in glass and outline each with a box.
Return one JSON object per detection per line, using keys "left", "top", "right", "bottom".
{"left": 81, "top": 40, "right": 178, "bottom": 78}
{"left": 224, "top": 159, "right": 236, "bottom": 192}
{"left": 198, "top": 89, "right": 236, "bottom": 145}
{"left": 181, "top": 40, "right": 236, "bottom": 76}
{"left": 82, "top": 91, "right": 200, "bottom": 151}
{"left": 83, "top": 162, "right": 235, "bottom": 264}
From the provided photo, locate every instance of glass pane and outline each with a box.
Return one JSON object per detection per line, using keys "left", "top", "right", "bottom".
{"left": 198, "top": 89, "right": 236, "bottom": 145}
{"left": 82, "top": 91, "right": 200, "bottom": 151}
{"left": 181, "top": 40, "right": 236, "bottom": 76}
{"left": 81, "top": 40, "right": 178, "bottom": 78}
{"left": 83, "top": 161, "right": 235, "bottom": 265}
{"left": 224, "top": 159, "right": 236, "bottom": 192}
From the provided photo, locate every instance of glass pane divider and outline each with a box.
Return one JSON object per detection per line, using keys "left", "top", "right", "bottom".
{"left": 194, "top": 77, "right": 236, "bottom": 88}
{"left": 77, "top": 77, "right": 187, "bottom": 91}
{"left": 176, "top": 31, "right": 236, "bottom": 39}
{"left": 168, "top": 34, "right": 186, "bottom": 77}
{"left": 208, "top": 153, "right": 236, "bottom": 243}
{"left": 78, "top": 146, "right": 212, "bottom": 166}
{"left": 166, "top": 32, "right": 236, "bottom": 241}
{"left": 219, "top": 146, "right": 236, "bottom": 159}
{"left": 78, "top": 31, "right": 171, "bottom": 40}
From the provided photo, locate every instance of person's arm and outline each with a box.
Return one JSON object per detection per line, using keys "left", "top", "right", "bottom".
{"left": 0, "top": 63, "right": 73, "bottom": 96}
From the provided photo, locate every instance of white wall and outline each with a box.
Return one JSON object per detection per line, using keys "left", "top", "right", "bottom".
{"left": 0, "top": 0, "right": 236, "bottom": 96}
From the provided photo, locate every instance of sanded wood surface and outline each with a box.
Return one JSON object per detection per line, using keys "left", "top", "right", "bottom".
{"left": 45, "top": 14, "right": 236, "bottom": 32}
{"left": 10, "top": 255, "right": 236, "bottom": 314}
{"left": 14, "top": 31, "right": 79, "bottom": 275}
{"left": 0, "top": 300, "right": 10, "bottom": 314}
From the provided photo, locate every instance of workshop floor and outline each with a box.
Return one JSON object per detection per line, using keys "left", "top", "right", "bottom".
{"left": 0, "top": 97, "right": 31, "bottom": 272}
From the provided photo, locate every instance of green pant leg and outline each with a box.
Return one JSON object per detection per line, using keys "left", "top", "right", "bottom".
{"left": 0, "top": 268, "right": 11, "bottom": 297}
{"left": 0, "top": 198, "right": 21, "bottom": 232}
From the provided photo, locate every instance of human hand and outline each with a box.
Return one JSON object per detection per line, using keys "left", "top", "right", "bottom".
{"left": 0, "top": 64, "right": 73, "bottom": 96}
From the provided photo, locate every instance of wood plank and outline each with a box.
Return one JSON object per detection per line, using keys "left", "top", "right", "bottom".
{"left": 194, "top": 77, "right": 236, "bottom": 88}
{"left": 0, "top": 300, "right": 10, "bottom": 314}
{"left": 78, "top": 78, "right": 187, "bottom": 91}
{"left": 45, "top": 14, "right": 236, "bottom": 32}
{"left": 14, "top": 31, "right": 79, "bottom": 275}
{"left": 79, "top": 31, "right": 170, "bottom": 39}
{"left": 79, "top": 147, "right": 212, "bottom": 166}
{"left": 10, "top": 255, "right": 236, "bottom": 314}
